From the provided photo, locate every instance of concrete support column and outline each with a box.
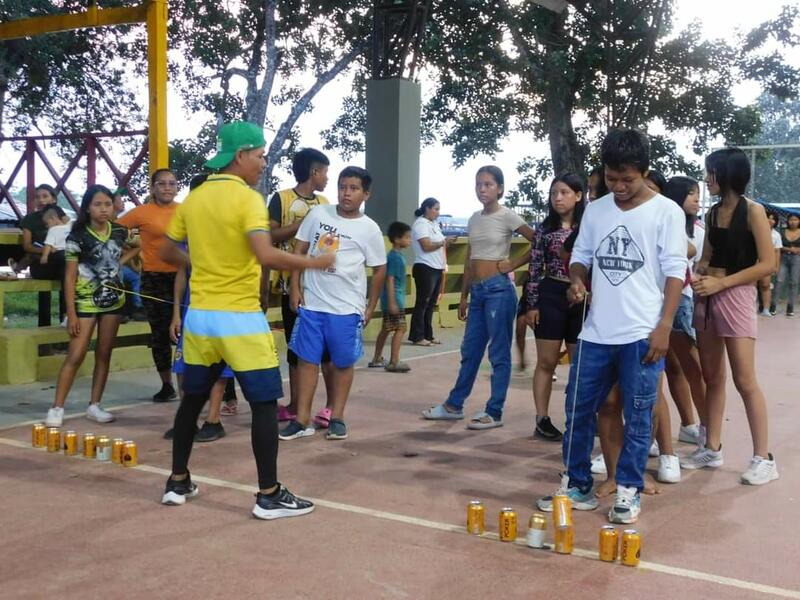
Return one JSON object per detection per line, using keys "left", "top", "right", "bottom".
{"left": 365, "top": 78, "right": 421, "bottom": 232}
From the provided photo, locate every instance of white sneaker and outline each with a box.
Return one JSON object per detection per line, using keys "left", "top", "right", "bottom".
{"left": 741, "top": 454, "right": 779, "bottom": 485}
{"left": 680, "top": 446, "right": 723, "bottom": 470}
{"left": 45, "top": 407, "right": 64, "bottom": 427}
{"left": 591, "top": 454, "right": 607, "bottom": 474}
{"left": 657, "top": 454, "right": 681, "bottom": 483}
{"left": 608, "top": 485, "right": 640, "bottom": 524}
{"left": 678, "top": 424, "right": 701, "bottom": 445}
{"left": 649, "top": 440, "right": 659, "bottom": 457}
{"left": 86, "top": 403, "right": 115, "bottom": 423}
{"left": 759, "top": 310, "right": 772, "bottom": 317}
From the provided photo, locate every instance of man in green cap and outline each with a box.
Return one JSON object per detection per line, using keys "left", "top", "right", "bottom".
{"left": 159, "top": 121, "right": 336, "bottom": 519}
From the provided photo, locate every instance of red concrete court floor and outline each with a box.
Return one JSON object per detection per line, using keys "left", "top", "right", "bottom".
{"left": 1, "top": 316, "right": 799, "bottom": 599}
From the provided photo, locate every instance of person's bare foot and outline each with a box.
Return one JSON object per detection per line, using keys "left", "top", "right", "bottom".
{"left": 643, "top": 472, "right": 661, "bottom": 495}
{"left": 595, "top": 478, "right": 616, "bottom": 498}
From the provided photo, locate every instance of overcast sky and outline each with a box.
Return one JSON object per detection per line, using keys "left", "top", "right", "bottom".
{"left": 3, "top": 0, "right": 798, "bottom": 217}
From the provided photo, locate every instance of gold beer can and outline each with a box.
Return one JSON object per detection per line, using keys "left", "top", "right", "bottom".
{"left": 111, "top": 438, "right": 124, "bottom": 464}
{"left": 46, "top": 427, "right": 61, "bottom": 453}
{"left": 32, "top": 423, "right": 47, "bottom": 448}
{"left": 64, "top": 431, "right": 78, "bottom": 455}
{"left": 525, "top": 513, "right": 548, "bottom": 548}
{"left": 554, "top": 525, "right": 574, "bottom": 554}
{"left": 96, "top": 435, "right": 112, "bottom": 461}
{"left": 499, "top": 507, "right": 518, "bottom": 542}
{"left": 599, "top": 525, "right": 619, "bottom": 562}
{"left": 82, "top": 434, "right": 97, "bottom": 458}
{"left": 552, "top": 494, "right": 573, "bottom": 528}
{"left": 621, "top": 529, "right": 641, "bottom": 567}
{"left": 122, "top": 441, "right": 138, "bottom": 467}
{"left": 467, "top": 500, "right": 485, "bottom": 535}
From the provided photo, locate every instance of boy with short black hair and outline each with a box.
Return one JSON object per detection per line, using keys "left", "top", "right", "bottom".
{"left": 537, "top": 128, "right": 687, "bottom": 524}
{"left": 267, "top": 148, "right": 335, "bottom": 427}
{"left": 40, "top": 206, "right": 71, "bottom": 265}
{"left": 370, "top": 221, "right": 412, "bottom": 373}
{"left": 280, "top": 166, "right": 387, "bottom": 441}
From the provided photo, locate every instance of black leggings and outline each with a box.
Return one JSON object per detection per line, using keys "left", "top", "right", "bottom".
{"left": 172, "top": 394, "right": 278, "bottom": 489}
{"left": 410, "top": 263, "right": 443, "bottom": 342}
{"left": 141, "top": 271, "right": 176, "bottom": 373}
{"left": 30, "top": 253, "right": 66, "bottom": 326}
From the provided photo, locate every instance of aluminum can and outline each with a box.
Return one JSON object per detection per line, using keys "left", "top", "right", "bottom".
{"left": 32, "top": 423, "right": 47, "bottom": 448}
{"left": 96, "top": 435, "right": 112, "bottom": 461}
{"left": 467, "top": 500, "right": 485, "bottom": 535}
{"left": 621, "top": 529, "right": 641, "bottom": 567}
{"left": 122, "top": 441, "right": 138, "bottom": 467}
{"left": 82, "top": 434, "right": 96, "bottom": 459}
{"left": 64, "top": 431, "right": 78, "bottom": 455}
{"left": 46, "top": 427, "right": 61, "bottom": 453}
{"left": 599, "top": 525, "right": 619, "bottom": 562}
{"left": 552, "top": 494, "right": 573, "bottom": 528}
{"left": 554, "top": 525, "right": 574, "bottom": 554}
{"left": 525, "top": 513, "right": 548, "bottom": 548}
{"left": 499, "top": 507, "right": 518, "bottom": 542}
{"left": 111, "top": 438, "right": 125, "bottom": 464}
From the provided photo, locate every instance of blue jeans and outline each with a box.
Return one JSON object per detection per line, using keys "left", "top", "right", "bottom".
{"left": 563, "top": 339, "right": 664, "bottom": 490}
{"left": 122, "top": 266, "right": 143, "bottom": 308}
{"left": 445, "top": 274, "right": 517, "bottom": 419}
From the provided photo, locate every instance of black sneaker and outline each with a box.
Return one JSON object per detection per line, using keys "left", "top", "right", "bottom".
{"left": 534, "top": 416, "right": 563, "bottom": 441}
{"left": 131, "top": 307, "right": 148, "bottom": 322}
{"left": 161, "top": 473, "right": 199, "bottom": 505}
{"left": 252, "top": 484, "right": 315, "bottom": 520}
{"left": 196, "top": 421, "right": 226, "bottom": 443}
{"left": 787, "top": 308, "right": 795, "bottom": 317}
{"left": 153, "top": 383, "right": 177, "bottom": 402}
{"left": 326, "top": 418, "right": 348, "bottom": 440}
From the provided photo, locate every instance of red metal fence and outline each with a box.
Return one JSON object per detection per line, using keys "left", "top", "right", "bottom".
{"left": 0, "top": 130, "right": 148, "bottom": 217}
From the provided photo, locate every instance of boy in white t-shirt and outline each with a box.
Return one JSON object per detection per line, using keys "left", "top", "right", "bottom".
{"left": 40, "top": 206, "right": 72, "bottom": 265}
{"left": 537, "top": 129, "right": 686, "bottom": 525}
{"left": 280, "top": 166, "right": 387, "bottom": 441}
{"left": 761, "top": 211, "right": 782, "bottom": 316}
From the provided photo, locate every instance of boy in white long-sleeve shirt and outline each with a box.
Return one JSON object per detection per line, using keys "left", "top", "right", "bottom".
{"left": 537, "top": 129, "right": 687, "bottom": 524}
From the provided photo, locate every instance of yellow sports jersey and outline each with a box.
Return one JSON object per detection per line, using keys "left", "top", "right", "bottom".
{"left": 166, "top": 174, "right": 268, "bottom": 312}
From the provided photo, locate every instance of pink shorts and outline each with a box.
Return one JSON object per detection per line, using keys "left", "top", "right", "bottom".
{"left": 693, "top": 284, "right": 757, "bottom": 338}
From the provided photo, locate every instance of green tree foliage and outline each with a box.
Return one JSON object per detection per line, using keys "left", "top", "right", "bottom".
{"left": 750, "top": 94, "right": 800, "bottom": 205}
{"left": 0, "top": 0, "right": 142, "bottom": 141}
{"left": 325, "top": 1, "right": 799, "bottom": 205}
{"left": 168, "top": 0, "right": 371, "bottom": 190}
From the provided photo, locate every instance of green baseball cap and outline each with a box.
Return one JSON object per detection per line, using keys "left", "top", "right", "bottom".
{"left": 204, "top": 121, "right": 266, "bottom": 170}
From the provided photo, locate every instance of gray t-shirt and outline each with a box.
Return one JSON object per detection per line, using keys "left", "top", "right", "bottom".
{"left": 467, "top": 206, "right": 527, "bottom": 260}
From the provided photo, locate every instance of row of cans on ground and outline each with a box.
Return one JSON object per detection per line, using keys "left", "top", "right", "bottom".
{"left": 467, "top": 499, "right": 641, "bottom": 566}
{"left": 32, "top": 423, "right": 138, "bottom": 467}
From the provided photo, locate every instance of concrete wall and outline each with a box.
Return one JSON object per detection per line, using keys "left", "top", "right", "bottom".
{"left": 365, "top": 78, "right": 422, "bottom": 233}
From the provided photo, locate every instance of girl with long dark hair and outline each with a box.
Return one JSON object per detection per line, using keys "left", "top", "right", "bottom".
{"left": 44, "top": 185, "right": 138, "bottom": 427}
{"left": 526, "top": 173, "right": 585, "bottom": 441}
{"left": 681, "top": 148, "right": 778, "bottom": 485}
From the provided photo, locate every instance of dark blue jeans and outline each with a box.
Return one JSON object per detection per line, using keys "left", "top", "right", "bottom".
{"left": 563, "top": 339, "right": 664, "bottom": 490}
{"left": 445, "top": 274, "right": 517, "bottom": 419}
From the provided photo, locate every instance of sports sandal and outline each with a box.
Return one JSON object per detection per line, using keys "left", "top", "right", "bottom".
{"left": 385, "top": 362, "right": 411, "bottom": 373}
{"left": 277, "top": 405, "right": 297, "bottom": 422}
{"left": 411, "top": 339, "right": 432, "bottom": 346}
{"left": 313, "top": 407, "right": 333, "bottom": 428}
{"left": 422, "top": 403, "right": 464, "bottom": 420}
{"left": 428, "top": 338, "right": 442, "bottom": 345}
{"left": 220, "top": 400, "right": 238, "bottom": 416}
{"left": 368, "top": 358, "right": 387, "bottom": 368}
{"left": 467, "top": 412, "right": 504, "bottom": 430}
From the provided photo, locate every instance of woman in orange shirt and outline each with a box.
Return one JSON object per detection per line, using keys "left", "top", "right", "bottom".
{"left": 118, "top": 169, "right": 180, "bottom": 401}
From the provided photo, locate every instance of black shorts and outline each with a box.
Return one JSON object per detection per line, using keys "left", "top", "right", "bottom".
{"left": 281, "top": 294, "right": 330, "bottom": 366}
{"left": 533, "top": 278, "right": 583, "bottom": 344}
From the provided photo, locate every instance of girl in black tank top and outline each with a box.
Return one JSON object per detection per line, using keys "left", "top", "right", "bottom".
{"left": 684, "top": 147, "right": 778, "bottom": 486}
{"left": 775, "top": 214, "right": 800, "bottom": 317}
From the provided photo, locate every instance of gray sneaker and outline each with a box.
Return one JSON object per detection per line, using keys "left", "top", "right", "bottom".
{"left": 326, "top": 418, "right": 348, "bottom": 440}
{"left": 537, "top": 483, "right": 598, "bottom": 512}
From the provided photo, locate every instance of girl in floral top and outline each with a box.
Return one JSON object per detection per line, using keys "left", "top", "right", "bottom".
{"left": 526, "top": 173, "right": 585, "bottom": 441}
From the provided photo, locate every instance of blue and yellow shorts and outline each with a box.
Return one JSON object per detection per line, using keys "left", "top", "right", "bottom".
{"left": 181, "top": 308, "right": 283, "bottom": 403}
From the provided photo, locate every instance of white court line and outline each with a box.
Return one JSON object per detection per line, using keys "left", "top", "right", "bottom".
{"left": 1, "top": 436, "right": 798, "bottom": 599}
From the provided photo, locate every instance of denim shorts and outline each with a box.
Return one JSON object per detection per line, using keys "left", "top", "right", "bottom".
{"left": 672, "top": 293, "right": 696, "bottom": 343}
{"left": 289, "top": 307, "right": 363, "bottom": 368}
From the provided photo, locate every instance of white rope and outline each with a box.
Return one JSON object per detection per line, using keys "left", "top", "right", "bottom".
{"left": 561, "top": 295, "right": 589, "bottom": 490}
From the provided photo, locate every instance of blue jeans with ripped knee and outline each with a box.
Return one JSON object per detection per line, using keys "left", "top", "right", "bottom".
{"left": 563, "top": 338, "right": 664, "bottom": 491}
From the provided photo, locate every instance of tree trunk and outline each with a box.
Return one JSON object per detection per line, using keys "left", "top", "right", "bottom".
{"left": 542, "top": 13, "right": 586, "bottom": 174}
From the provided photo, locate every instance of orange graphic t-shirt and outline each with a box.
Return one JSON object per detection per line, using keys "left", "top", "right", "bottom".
{"left": 117, "top": 202, "right": 178, "bottom": 272}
